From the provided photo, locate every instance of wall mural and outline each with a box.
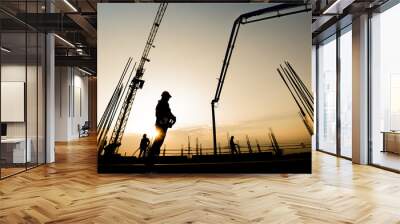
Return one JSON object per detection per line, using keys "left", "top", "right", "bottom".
{"left": 97, "top": 3, "right": 312, "bottom": 173}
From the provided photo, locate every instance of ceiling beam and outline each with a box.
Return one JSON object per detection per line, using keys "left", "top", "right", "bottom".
{"left": 55, "top": 55, "right": 96, "bottom": 72}
{"left": 67, "top": 13, "right": 97, "bottom": 46}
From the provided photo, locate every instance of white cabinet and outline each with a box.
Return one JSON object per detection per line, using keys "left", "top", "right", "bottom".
{"left": 1, "top": 138, "right": 32, "bottom": 163}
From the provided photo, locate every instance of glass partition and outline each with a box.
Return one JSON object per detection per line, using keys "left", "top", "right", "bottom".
{"left": 1, "top": 31, "right": 28, "bottom": 177}
{"left": 38, "top": 32, "right": 46, "bottom": 165}
{"left": 0, "top": 1, "right": 46, "bottom": 179}
{"left": 27, "top": 31, "right": 38, "bottom": 169}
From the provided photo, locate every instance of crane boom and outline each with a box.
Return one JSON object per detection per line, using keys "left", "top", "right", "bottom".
{"left": 108, "top": 3, "right": 168, "bottom": 150}
{"left": 211, "top": 4, "right": 311, "bottom": 154}
{"left": 97, "top": 57, "right": 132, "bottom": 144}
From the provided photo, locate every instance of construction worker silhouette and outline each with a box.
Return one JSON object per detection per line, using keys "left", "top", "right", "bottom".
{"left": 139, "top": 134, "right": 150, "bottom": 158}
{"left": 230, "top": 136, "right": 239, "bottom": 155}
{"left": 148, "top": 91, "right": 176, "bottom": 158}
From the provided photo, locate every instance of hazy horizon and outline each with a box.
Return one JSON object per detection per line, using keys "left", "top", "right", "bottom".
{"left": 98, "top": 3, "right": 311, "bottom": 153}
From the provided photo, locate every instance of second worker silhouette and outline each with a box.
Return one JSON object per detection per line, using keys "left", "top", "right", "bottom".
{"left": 139, "top": 134, "right": 150, "bottom": 158}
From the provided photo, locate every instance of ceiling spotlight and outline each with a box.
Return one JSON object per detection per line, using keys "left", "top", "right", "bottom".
{"left": 322, "top": 0, "right": 352, "bottom": 15}
{"left": 63, "top": 0, "right": 78, "bottom": 12}
{"left": 78, "top": 67, "right": 93, "bottom": 76}
{"left": 54, "top": 34, "right": 75, "bottom": 48}
{"left": 1, "top": 47, "right": 11, "bottom": 53}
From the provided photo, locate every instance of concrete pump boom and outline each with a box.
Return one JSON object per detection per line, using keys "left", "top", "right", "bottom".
{"left": 211, "top": 4, "right": 311, "bottom": 154}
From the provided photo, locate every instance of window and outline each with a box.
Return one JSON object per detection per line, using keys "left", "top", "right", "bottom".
{"left": 317, "top": 35, "right": 337, "bottom": 154}
{"left": 339, "top": 26, "right": 352, "bottom": 158}
{"left": 390, "top": 74, "right": 400, "bottom": 130}
{"left": 370, "top": 2, "right": 400, "bottom": 171}
{"left": 316, "top": 24, "right": 353, "bottom": 159}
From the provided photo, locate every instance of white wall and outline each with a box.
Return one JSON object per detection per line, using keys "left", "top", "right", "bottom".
{"left": 72, "top": 73, "right": 89, "bottom": 138}
{"left": 1, "top": 65, "right": 26, "bottom": 139}
{"left": 1, "top": 65, "right": 37, "bottom": 138}
{"left": 54, "top": 67, "right": 89, "bottom": 141}
{"left": 55, "top": 66, "right": 69, "bottom": 141}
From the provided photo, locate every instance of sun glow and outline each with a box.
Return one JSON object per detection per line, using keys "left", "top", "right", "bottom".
{"left": 132, "top": 126, "right": 159, "bottom": 139}
{"left": 150, "top": 128, "right": 160, "bottom": 139}
{"left": 127, "top": 115, "right": 159, "bottom": 140}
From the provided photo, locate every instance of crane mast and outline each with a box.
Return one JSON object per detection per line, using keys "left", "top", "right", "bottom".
{"left": 211, "top": 4, "right": 310, "bottom": 154}
{"left": 103, "top": 3, "right": 168, "bottom": 155}
{"left": 97, "top": 57, "right": 132, "bottom": 145}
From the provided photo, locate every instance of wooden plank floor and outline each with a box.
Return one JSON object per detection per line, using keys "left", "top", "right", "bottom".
{"left": 1, "top": 136, "right": 400, "bottom": 224}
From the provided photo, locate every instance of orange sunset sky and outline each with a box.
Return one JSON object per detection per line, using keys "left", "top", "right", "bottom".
{"left": 98, "top": 3, "right": 311, "bottom": 154}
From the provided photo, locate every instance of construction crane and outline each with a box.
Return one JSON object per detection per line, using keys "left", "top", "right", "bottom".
{"left": 211, "top": 4, "right": 311, "bottom": 154}
{"left": 99, "top": 3, "right": 168, "bottom": 157}
{"left": 97, "top": 57, "right": 133, "bottom": 145}
{"left": 98, "top": 60, "right": 137, "bottom": 154}
{"left": 277, "top": 61, "right": 314, "bottom": 135}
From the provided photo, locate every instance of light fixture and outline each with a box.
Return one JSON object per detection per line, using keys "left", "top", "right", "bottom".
{"left": 78, "top": 67, "right": 93, "bottom": 76}
{"left": 322, "top": 0, "right": 344, "bottom": 15}
{"left": 1, "top": 47, "right": 11, "bottom": 53}
{"left": 76, "top": 48, "right": 86, "bottom": 56}
{"left": 63, "top": 0, "right": 78, "bottom": 12}
{"left": 54, "top": 34, "right": 75, "bottom": 48}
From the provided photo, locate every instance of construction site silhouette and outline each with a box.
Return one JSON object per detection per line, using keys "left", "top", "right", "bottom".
{"left": 97, "top": 3, "right": 312, "bottom": 173}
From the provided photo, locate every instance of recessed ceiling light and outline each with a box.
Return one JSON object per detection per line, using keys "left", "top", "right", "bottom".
{"left": 54, "top": 34, "right": 75, "bottom": 48}
{"left": 78, "top": 67, "right": 93, "bottom": 76}
{"left": 1, "top": 47, "right": 11, "bottom": 53}
{"left": 63, "top": 0, "right": 78, "bottom": 12}
{"left": 323, "top": 0, "right": 342, "bottom": 14}
{"left": 322, "top": 0, "right": 352, "bottom": 15}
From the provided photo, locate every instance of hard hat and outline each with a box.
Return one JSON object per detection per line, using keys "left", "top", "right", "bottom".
{"left": 161, "top": 91, "right": 171, "bottom": 98}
